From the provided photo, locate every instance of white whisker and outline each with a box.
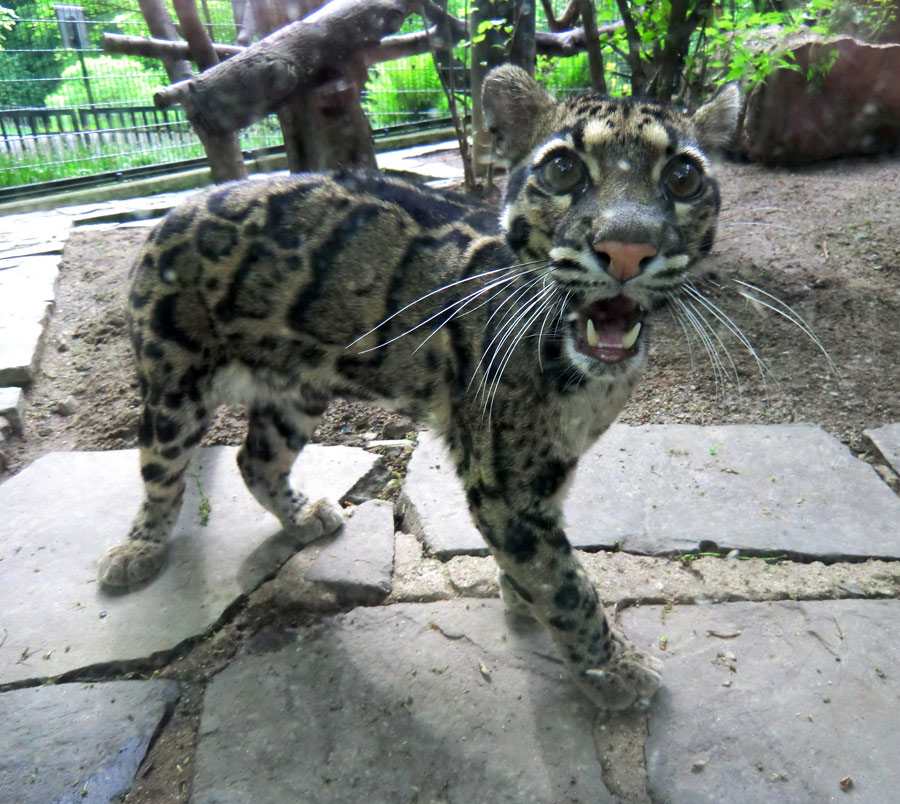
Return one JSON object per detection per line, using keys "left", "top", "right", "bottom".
{"left": 672, "top": 296, "right": 731, "bottom": 401}
{"left": 345, "top": 260, "right": 546, "bottom": 349}
{"left": 355, "top": 266, "right": 541, "bottom": 354}
{"left": 684, "top": 282, "right": 774, "bottom": 401}
{"left": 730, "top": 279, "right": 839, "bottom": 376}
{"left": 483, "top": 286, "right": 557, "bottom": 422}
{"left": 410, "top": 268, "right": 546, "bottom": 355}
{"left": 475, "top": 283, "right": 555, "bottom": 401}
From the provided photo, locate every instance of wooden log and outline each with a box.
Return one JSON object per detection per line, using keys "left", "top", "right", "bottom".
{"left": 153, "top": 0, "right": 419, "bottom": 136}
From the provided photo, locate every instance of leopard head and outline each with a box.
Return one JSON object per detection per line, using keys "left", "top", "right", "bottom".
{"left": 482, "top": 65, "right": 739, "bottom": 380}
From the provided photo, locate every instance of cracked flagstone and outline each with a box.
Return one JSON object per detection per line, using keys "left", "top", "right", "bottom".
{"left": 0, "top": 445, "right": 379, "bottom": 684}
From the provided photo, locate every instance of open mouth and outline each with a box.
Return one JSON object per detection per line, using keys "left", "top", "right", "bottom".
{"left": 572, "top": 296, "right": 645, "bottom": 363}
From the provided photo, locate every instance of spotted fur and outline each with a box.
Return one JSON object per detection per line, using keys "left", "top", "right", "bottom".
{"left": 98, "top": 65, "right": 739, "bottom": 713}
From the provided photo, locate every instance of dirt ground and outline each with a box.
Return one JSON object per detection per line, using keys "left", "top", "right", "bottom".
{"left": 3, "top": 154, "right": 900, "bottom": 482}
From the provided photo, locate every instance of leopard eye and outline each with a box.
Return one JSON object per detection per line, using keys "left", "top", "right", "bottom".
{"left": 662, "top": 156, "right": 704, "bottom": 200}
{"left": 540, "top": 153, "right": 585, "bottom": 194}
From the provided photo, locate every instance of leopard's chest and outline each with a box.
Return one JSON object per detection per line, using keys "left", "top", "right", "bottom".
{"left": 555, "top": 374, "right": 642, "bottom": 457}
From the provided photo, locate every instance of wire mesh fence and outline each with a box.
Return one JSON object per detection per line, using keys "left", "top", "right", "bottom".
{"left": 0, "top": 1, "right": 623, "bottom": 194}
{"left": 0, "top": 7, "right": 281, "bottom": 190}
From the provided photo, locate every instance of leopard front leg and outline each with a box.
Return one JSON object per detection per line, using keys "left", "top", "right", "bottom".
{"left": 468, "top": 489, "right": 662, "bottom": 713}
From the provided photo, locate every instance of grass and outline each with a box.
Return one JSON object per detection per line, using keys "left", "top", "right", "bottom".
{"left": 0, "top": 121, "right": 282, "bottom": 186}
{"left": 0, "top": 140, "right": 205, "bottom": 184}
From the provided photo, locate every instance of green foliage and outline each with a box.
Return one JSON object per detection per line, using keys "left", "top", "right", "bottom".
{"left": 471, "top": 16, "right": 512, "bottom": 45}
{"left": 0, "top": 137, "right": 206, "bottom": 184}
{"left": 0, "top": 6, "right": 16, "bottom": 48}
{"left": 696, "top": 0, "right": 897, "bottom": 89}
{"left": 44, "top": 55, "right": 163, "bottom": 107}
{"left": 610, "top": 0, "right": 896, "bottom": 97}
{"left": 697, "top": 8, "right": 800, "bottom": 87}
{"left": 535, "top": 53, "right": 591, "bottom": 95}
{"left": 364, "top": 53, "right": 450, "bottom": 129}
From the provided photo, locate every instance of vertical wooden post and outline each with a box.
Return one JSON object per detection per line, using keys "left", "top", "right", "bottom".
{"left": 169, "top": 0, "right": 247, "bottom": 181}
{"left": 470, "top": 0, "right": 511, "bottom": 178}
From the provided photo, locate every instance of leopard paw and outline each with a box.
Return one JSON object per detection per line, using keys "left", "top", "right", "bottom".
{"left": 98, "top": 541, "right": 168, "bottom": 588}
{"left": 575, "top": 634, "right": 664, "bottom": 713}
{"left": 286, "top": 498, "right": 344, "bottom": 545}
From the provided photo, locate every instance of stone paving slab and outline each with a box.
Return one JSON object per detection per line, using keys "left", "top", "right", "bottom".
{"left": 0, "top": 445, "right": 378, "bottom": 685}
{"left": 0, "top": 385, "right": 23, "bottom": 433}
{"left": 866, "top": 423, "right": 900, "bottom": 475}
{"left": 400, "top": 430, "right": 487, "bottom": 557}
{"left": 0, "top": 679, "right": 179, "bottom": 804}
{"left": 193, "top": 599, "right": 614, "bottom": 804}
{"left": 0, "top": 254, "right": 59, "bottom": 386}
{"left": 621, "top": 599, "right": 900, "bottom": 804}
{"left": 306, "top": 499, "right": 395, "bottom": 604}
{"left": 0, "top": 214, "right": 69, "bottom": 263}
{"left": 377, "top": 140, "right": 464, "bottom": 182}
{"left": 402, "top": 425, "right": 900, "bottom": 560}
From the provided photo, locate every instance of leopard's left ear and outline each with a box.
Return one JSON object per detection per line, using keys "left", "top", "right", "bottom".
{"left": 692, "top": 82, "right": 740, "bottom": 152}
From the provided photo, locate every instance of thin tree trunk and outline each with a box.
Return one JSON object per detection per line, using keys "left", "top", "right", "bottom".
{"left": 470, "top": 0, "right": 512, "bottom": 178}
{"left": 508, "top": 0, "right": 536, "bottom": 74}
{"left": 613, "top": 0, "right": 646, "bottom": 93}
{"left": 172, "top": 0, "right": 220, "bottom": 69}
{"left": 172, "top": 0, "right": 246, "bottom": 181}
{"left": 580, "top": 0, "right": 607, "bottom": 92}
{"left": 651, "top": 0, "right": 712, "bottom": 101}
{"left": 137, "top": 0, "right": 194, "bottom": 83}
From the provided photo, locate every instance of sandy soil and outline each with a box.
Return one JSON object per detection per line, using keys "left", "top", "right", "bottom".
{"left": 3, "top": 155, "right": 899, "bottom": 482}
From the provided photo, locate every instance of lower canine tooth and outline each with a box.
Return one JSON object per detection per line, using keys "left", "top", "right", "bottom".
{"left": 622, "top": 321, "right": 642, "bottom": 349}
{"left": 586, "top": 318, "right": 599, "bottom": 347}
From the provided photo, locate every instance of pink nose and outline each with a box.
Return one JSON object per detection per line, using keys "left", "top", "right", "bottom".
{"left": 593, "top": 241, "right": 658, "bottom": 282}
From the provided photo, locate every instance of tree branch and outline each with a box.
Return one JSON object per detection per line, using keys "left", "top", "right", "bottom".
{"left": 613, "top": 0, "right": 645, "bottom": 92}
{"left": 539, "top": 0, "right": 580, "bottom": 32}
{"left": 103, "top": 32, "right": 243, "bottom": 60}
{"left": 154, "top": 0, "right": 419, "bottom": 135}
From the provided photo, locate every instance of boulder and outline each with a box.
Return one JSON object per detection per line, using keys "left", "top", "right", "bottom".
{"left": 742, "top": 33, "right": 900, "bottom": 164}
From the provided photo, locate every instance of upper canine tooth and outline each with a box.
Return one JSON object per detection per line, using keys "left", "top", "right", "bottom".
{"left": 622, "top": 321, "right": 642, "bottom": 349}
{"left": 586, "top": 318, "right": 599, "bottom": 347}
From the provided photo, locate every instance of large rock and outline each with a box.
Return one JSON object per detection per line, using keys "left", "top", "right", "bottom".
{"left": 742, "top": 33, "right": 900, "bottom": 164}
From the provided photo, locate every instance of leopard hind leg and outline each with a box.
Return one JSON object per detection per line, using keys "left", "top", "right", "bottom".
{"left": 237, "top": 397, "right": 344, "bottom": 546}
{"left": 98, "top": 376, "right": 213, "bottom": 588}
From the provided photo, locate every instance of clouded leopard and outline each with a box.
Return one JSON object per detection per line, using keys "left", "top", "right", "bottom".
{"left": 98, "top": 65, "right": 739, "bottom": 713}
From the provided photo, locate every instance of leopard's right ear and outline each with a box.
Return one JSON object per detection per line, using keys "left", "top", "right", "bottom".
{"left": 692, "top": 82, "right": 741, "bottom": 152}
{"left": 481, "top": 65, "right": 558, "bottom": 167}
